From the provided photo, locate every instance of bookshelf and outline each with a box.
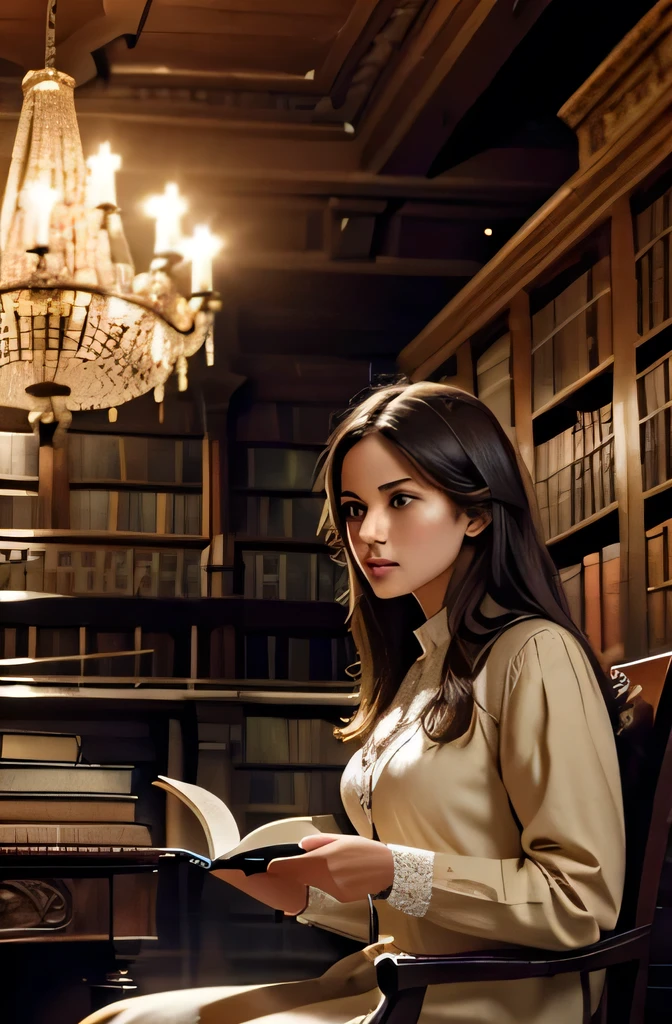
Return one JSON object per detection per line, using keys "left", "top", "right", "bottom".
{"left": 0, "top": 430, "right": 39, "bottom": 531}
{"left": 397, "top": 3, "right": 672, "bottom": 664}
{"left": 212, "top": 393, "right": 364, "bottom": 828}
{"left": 0, "top": 426, "right": 209, "bottom": 599}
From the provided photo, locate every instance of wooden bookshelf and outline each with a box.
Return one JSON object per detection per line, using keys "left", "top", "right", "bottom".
{"left": 398, "top": 1, "right": 672, "bottom": 661}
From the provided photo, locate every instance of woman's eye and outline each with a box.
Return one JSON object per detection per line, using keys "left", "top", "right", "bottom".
{"left": 341, "top": 502, "right": 365, "bottom": 519}
{"left": 390, "top": 493, "right": 414, "bottom": 509}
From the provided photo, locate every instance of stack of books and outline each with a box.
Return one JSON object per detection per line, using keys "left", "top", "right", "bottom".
{"left": 0, "top": 730, "right": 154, "bottom": 941}
{"left": 535, "top": 403, "right": 614, "bottom": 540}
{"left": 559, "top": 542, "right": 621, "bottom": 656}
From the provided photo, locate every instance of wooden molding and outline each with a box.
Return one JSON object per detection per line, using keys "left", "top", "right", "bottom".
{"left": 559, "top": 0, "right": 672, "bottom": 171}
{"left": 509, "top": 291, "right": 534, "bottom": 477}
{"left": 610, "top": 197, "right": 648, "bottom": 659}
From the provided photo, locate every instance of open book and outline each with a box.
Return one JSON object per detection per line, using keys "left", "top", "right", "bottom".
{"left": 153, "top": 776, "right": 338, "bottom": 873}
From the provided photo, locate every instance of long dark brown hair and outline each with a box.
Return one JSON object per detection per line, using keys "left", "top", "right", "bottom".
{"left": 316, "top": 380, "right": 618, "bottom": 744}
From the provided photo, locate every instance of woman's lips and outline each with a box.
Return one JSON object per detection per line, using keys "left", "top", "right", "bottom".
{"left": 366, "top": 560, "right": 399, "bottom": 579}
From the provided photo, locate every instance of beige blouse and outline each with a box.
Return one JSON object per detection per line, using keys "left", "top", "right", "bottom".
{"left": 83, "top": 608, "right": 625, "bottom": 1024}
{"left": 299, "top": 607, "right": 625, "bottom": 1021}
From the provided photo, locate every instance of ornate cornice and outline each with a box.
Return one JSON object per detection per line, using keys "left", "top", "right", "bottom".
{"left": 559, "top": 0, "right": 672, "bottom": 169}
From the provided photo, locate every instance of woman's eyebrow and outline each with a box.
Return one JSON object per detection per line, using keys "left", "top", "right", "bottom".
{"left": 340, "top": 478, "right": 413, "bottom": 502}
{"left": 378, "top": 477, "right": 412, "bottom": 491}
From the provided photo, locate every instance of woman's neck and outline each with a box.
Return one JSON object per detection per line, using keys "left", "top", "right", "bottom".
{"left": 413, "top": 564, "right": 454, "bottom": 619}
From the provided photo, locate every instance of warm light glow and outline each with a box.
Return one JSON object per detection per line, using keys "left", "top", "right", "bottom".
{"left": 484, "top": 227, "right": 493, "bottom": 236}
{"left": 181, "top": 225, "right": 223, "bottom": 293}
{"left": 86, "top": 142, "right": 122, "bottom": 208}
{"left": 144, "top": 183, "right": 187, "bottom": 254}
{"left": 22, "top": 181, "right": 60, "bottom": 248}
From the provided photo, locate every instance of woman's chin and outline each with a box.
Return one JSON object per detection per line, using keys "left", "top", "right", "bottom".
{"left": 367, "top": 576, "right": 410, "bottom": 599}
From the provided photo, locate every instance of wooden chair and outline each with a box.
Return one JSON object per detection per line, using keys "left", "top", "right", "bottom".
{"left": 370, "top": 654, "right": 672, "bottom": 1024}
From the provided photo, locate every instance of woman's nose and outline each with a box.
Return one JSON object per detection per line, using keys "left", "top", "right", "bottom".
{"left": 358, "top": 507, "right": 387, "bottom": 546}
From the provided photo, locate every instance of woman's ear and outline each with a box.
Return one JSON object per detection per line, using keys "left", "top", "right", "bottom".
{"left": 464, "top": 511, "right": 492, "bottom": 538}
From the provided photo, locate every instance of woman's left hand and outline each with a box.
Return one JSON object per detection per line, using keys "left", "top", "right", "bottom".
{"left": 267, "top": 833, "right": 394, "bottom": 902}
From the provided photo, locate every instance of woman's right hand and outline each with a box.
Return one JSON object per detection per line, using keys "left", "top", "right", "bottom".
{"left": 211, "top": 867, "right": 308, "bottom": 915}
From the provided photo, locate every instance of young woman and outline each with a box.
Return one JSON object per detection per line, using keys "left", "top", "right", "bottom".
{"left": 83, "top": 381, "right": 625, "bottom": 1024}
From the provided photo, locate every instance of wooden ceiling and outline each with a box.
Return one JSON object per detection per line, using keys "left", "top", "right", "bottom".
{"left": 0, "top": 0, "right": 658, "bottom": 408}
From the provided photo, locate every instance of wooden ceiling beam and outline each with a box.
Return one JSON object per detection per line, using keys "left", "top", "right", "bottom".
{"left": 356, "top": 0, "right": 553, "bottom": 175}
{"left": 218, "top": 251, "right": 482, "bottom": 276}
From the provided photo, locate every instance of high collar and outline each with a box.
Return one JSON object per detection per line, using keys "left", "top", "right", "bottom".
{"left": 411, "top": 593, "right": 511, "bottom": 661}
{"left": 412, "top": 606, "right": 450, "bottom": 660}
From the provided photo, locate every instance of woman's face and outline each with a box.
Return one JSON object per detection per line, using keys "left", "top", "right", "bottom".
{"left": 340, "top": 432, "right": 485, "bottom": 617}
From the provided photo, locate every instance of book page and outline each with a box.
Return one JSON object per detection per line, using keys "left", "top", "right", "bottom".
{"left": 227, "top": 815, "right": 322, "bottom": 857}
{"left": 153, "top": 777, "right": 240, "bottom": 860}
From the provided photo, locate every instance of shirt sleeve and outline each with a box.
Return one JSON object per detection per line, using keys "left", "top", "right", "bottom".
{"left": 385, "top": 627, "right": 626, "bottom": 951}
{"left": 296, "top": 887, "right": 371, "bottom": 943}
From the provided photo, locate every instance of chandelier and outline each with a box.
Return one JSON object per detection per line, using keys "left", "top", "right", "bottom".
{"left": 0, "top": 0, "right": 222, "bottom": 437}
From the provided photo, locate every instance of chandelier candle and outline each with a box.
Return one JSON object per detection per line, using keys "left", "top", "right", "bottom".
{"left": 145, "top": 183, "right": 188, "bottom": 256}
{"left": 86, "top": 142, "right": 121, "bottom": 209}
{"left": 22, "top": 181, "right": 59, "bottom": 250}
{"left": 183, "top": 226, "right": 224, "bottom": 296}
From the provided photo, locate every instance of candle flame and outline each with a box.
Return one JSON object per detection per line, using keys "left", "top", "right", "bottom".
{"left": 180, "top": 225, "right": 223, "bottom": 261}
{"left": 144, "top": 183, "right": 187, "bottom": 221}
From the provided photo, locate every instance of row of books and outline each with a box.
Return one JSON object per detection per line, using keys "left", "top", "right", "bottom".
{"left": 0, "top": 545, "right": 203, "bottom": 597}
{"left": 48, "top": 546, "right": 202, "bottom": 598}
{"left": 244, "top": 716, "right": 350, "bottom": 766}
{"left": 236, "top": 403, "right": 334, "bottom": 445}
{"left": 70, "top": 489, "right": 202, "bottom": 535}
{"left": 531, "top": 257, "right": 611, "bottom": 410}
{"left": 235, "top": 769, "right": 343, "bottom": 816}
{"left": 641, "top": 407, "right": 671, "bottom": 492}
{"left": 647, "top": 517, "right": 672, "bottom": 651}
{"left": 241, "top": 550, "right": 345, "bottom": 602}
{"left": 635, "top": 189, "right": 672, "bottom": 335}
{"left": 244, "top": 634, "right": 351, "bottom": 682}
{"left": 638, "top": 355, "right": 670, "bottom": 418}
{"left": 559, "top": 542, "right": 621, "bottom": 656}
{"left": 475, "top": 333, "right": 515, "bottom": 440}
{"left": 635, "top": 189, "right": 671, "bottom": 251}
{"left": 637, "top": 337, "right": 672, "bottom": 493}
{"left": 244, "top": 447, "right": 318, "bottom": 491}
{"left": 68, "top": 433, "right": 202, "bottom": 485}
{"left": 637, "top": 235, "right": 672, "bottom": 335}
{"left": 0, "top": 493, "right": 36, "bottom": 529}
{"left": 535, "top": 404, "right": 614, "bottom": 539}
{"left": 0, "top": 431, "right": 38, "bottom": 478}
{"left": 234, "top": 494, "right": 324, "bottom": 540}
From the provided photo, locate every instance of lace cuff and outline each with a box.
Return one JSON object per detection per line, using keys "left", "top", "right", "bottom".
{"left": 303, "top": 886, "right": 334, "bottom": 916}
{"left": 386, "top": 844, "right": 434, "bottom": 918}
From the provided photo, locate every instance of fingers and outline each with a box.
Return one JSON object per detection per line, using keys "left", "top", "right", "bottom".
{"left": 267, "top": 850, "right": 329, "bottom": 891}
{"left": 299, "top": 833, "right": 340, "bottom": 851}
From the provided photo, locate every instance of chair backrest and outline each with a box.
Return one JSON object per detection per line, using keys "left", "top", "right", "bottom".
{"left": 613, "top": 652, "right": 672, "bottom": 931}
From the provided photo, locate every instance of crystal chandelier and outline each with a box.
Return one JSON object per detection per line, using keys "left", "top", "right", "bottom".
{"left": 0, "top": 1, "right": 222, "bottom": 437}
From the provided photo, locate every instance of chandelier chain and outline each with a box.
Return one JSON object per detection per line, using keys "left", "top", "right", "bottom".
{"left": 45, "top": 0, "right": 58, "bottom": 70}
